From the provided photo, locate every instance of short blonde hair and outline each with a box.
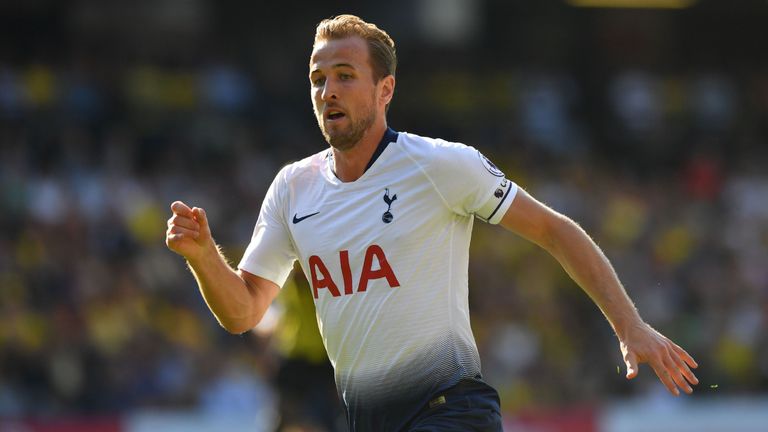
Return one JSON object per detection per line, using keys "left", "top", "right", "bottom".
{"left": 314, "top": 14, "right": 397, "bottom": 82}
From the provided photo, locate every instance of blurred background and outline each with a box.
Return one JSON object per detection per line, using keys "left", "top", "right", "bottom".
{"left": 1, "top": 0, "right": 767, "bottom": 431}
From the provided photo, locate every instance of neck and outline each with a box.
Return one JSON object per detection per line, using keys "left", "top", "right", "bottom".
{"left": 331, "top": 119, "right": 387, "bottom": 182}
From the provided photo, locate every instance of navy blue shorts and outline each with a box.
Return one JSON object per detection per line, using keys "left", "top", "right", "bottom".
{"left": 402, "top": 379, "right": 503, "bottom": 431}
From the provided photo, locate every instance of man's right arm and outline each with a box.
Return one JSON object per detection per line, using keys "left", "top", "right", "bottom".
{"left": 166, "top": 201, "right": 279, "bottom": 334}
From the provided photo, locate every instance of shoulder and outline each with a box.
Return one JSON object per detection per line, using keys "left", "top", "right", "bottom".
{"left": 399, "top": 131, "right": 468, "bottom": 154}
{"left": 400, "top": 132, "right": 473, "bottom": 162}
{"left": 277, "top": 149, "right": 330, "bottom": 185}
{"left": 398, "top": 131, "right": 485, "bottom": 172}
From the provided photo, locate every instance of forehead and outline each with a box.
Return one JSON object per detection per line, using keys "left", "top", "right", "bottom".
{"left": 309, "top": 36, "right": 370, "bottom": 71}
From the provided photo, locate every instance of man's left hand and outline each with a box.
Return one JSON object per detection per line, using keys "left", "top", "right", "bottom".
{"left": 620, "top": 322, "right": 699, "bottom": 396}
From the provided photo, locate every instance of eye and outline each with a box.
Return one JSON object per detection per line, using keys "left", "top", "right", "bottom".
{"left": 312, "top": 76, "right": 325, "bottom": 86}
{"left": 339, "top": 73, "right": 352, "bottom": 81}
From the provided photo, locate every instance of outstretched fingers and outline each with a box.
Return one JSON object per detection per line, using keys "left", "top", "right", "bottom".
{"left": 620, "top": 324, "right": 700, "bottom": 396}
{"left": 650, "top": 358, "right": 680, "bottom": 396}
{"left": 663, "top": 355, "right": 693, "bottom": 394}
{"left": 646, "top": 344, "right": 699, "bottom": 396}
{"left": 673, "top": 343, "right": 699, "bottom": 370}
{"left": 670, "top": 345, "right": 699, "bottom": 387}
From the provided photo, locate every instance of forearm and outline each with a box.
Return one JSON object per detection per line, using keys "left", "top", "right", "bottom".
{"left": 500, "top": 190, "right": 697, "bottom": 394}
{"left": 544, "top": 217, "right": 643, "bottom": 338}
{"left": 187, "top": 244, "right": 265, "bottom": 333}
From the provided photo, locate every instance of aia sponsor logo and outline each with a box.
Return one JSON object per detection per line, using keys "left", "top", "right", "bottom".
{"left": 309, "top": 244, "right": 400, "bottom": 299}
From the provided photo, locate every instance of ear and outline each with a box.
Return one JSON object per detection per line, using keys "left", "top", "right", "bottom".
{"left": 378, "top": 75, "right": 395, "bottom": 107}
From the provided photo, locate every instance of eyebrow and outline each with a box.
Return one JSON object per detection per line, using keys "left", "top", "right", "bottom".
{"left": 310, "top": 63, "right": 356, "bottom": 75}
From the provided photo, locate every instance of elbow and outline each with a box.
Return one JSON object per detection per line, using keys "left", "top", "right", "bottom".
{"left": 541, "top": 215, "right": 593, "bottom": 265}
{"left": 218, "top": 281, "right": 270, "bottom": 335}
{"left": 218, "top": 274, "right": 277, "bottom": 335}
{"left": 218, "top": 316, "right": 259, "bottom": 335}
{"left": 540, "top": 214, "right": 575, "bottom": 253}
{"left": 221, "top": 324, "right": 250, "bottom": 335}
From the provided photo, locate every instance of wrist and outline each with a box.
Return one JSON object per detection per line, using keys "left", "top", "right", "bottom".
{"left": 612, "top": 313, "right": 645, "bottom": 341}
{"left": 186, "top": 240, "right": 220, "bottom": 268}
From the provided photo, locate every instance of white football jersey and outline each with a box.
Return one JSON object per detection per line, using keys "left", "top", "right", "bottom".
{"left": 239, "top": 130, "right": 517, "bottom": 430}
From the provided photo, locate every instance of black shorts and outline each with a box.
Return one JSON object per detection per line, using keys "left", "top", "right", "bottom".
{"left": 402, "top": 379, "right": 503, "bottom": 432}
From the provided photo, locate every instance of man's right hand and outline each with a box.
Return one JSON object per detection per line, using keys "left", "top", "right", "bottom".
{"left": 165, "top": 201, "right": 215, "bottom": 262}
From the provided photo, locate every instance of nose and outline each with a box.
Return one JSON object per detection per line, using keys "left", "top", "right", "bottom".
{"left": 321, "top": 79, "right": 338, "bottom": 101}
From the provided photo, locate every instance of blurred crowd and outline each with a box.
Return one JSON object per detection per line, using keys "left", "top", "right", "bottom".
{"left": 1, "top": 1, "right": 768, "bottom": 431}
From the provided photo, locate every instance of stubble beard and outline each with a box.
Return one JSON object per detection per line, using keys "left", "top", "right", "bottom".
{"left": 316, "top": 97, "right": 377, "bottom": 152}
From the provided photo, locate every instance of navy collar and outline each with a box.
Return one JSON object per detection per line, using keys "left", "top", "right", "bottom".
{"left": 364, "top": 127, "right": 399, "bottom": 172}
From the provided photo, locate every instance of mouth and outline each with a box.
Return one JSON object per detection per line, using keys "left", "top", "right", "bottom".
{"left": 324, "top": 109, "right": 346, "bottom": 122}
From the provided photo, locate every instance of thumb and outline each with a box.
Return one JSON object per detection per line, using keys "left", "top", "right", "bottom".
{"left": 625, "top": 352, "right": 639, "bottom": 380}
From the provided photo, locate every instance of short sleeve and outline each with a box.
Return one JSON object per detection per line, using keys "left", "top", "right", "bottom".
{"left": 238, "top": 166, "right": 297, "bottom": 287}
{"left": 429, "top": 141, "right": 518, "bottom": 225}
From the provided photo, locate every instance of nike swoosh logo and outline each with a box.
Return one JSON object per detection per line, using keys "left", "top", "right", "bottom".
{"left": 292, "top": 211, "right": 320, "bottom": 224}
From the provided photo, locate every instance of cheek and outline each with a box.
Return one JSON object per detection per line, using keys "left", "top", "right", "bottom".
{"left": 310, "top": 91, "right": 321, "bottom": 110}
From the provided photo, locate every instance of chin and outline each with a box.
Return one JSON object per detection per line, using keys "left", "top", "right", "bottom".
{"left": 322, "top": 125, "right": 361, "bottom": 151}
{"left": 320, "top": 113, "right": 374, "bottom": 151}
{"left": 327, "top": 135, "right": 358, "bottom": 151}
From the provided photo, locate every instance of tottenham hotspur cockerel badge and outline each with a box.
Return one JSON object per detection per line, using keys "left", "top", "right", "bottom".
{"left": 382, "top": 188, "right": 397, "bottom": 223}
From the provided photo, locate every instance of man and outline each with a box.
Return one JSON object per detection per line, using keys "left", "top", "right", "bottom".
{"left": 166, "top": 14, "right": 698, "bottom": 431}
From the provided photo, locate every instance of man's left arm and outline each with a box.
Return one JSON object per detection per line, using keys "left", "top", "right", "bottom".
{"left": 499, "top": 187, "right": 699, "bottom": 396}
